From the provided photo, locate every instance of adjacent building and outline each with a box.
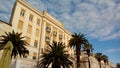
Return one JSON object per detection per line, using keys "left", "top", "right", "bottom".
{"left": 0, "top": 20, "right": 12, "bottom": 58}
{"left": 74, "top": 51, "right": 115, "bottom": 68}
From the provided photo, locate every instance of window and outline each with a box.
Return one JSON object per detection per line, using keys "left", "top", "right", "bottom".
{"left": 45, "top": 36, "right": 50, "bottom": 42}
{"left": 34, "top": 40, "right": 38, "bottom": 48}
{"left": 32, "top": 53, "right": 37, "bottom": 60}
{"left": 17, "top": 20, "right": 23, "bottom": 29}
{"left": 46, "top": 26, "right": 51, "bottom": 32}
{"left": 27, "top": 25, "right": 32, "bottom": 33}
{"left": 20, "top": 9, "right": 25, "bottom": 17}
{"left": 59, "top": 34, "right": 63, "bottom": 39}
{"left": 37, "top": 19, "right": 40, "bottom": 26}
{"left": 53, "top": 31, "right": 57, "bottom": 36}
{"left": 36, "top": 29, "right": 39, "bottom": 36}
{"left": 29, "top": 14, "right": 33, "bottom": 21}
{"left": 26, "top": 37, "right": 30, "bottom": 44}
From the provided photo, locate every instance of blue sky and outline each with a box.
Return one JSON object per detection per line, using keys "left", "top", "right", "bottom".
{"left": 0, "top": 0, "right": 120, "bottom": 65}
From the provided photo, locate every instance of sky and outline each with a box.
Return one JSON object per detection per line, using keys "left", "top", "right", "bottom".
{"left": 0, "top": 0, "right": 120, "bottom": 65}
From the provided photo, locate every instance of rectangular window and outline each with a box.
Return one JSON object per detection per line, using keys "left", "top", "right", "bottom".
{"left": 45, "top": 36, "right": 50, "bottom": 42}
{"left": 34, "top": 40, "right": 38, "bottom": 48}
{"left": 29, "top": 14, "right": 33, "bottom": 21}
{"left": 20, "top": 9, "right": 25, "bottom": 17}
{"left": 17, "top": 20, "right": 23, "bottom": 29}
{"left": 32, "top": 53, "right": 37, "bottom": 60}
{"left": 36, "top": 29, "right": 39, "bottom": 36}
{"left": 26, "top": 37, "right": 30, "bottom": 45}
{"left": 53, "top": 31, "right": 57, "bottom": 36}
{"left": 37, "top": 19, "right": 40, "bottom": 26}
{"left": 59, "top": 34, "right": 63, "bottom": 39}
{"left": 46, "top": 26, "right": 51, "bottom": 32}
{"left": 27, "top": 25, "right": 32, "bottom": 33}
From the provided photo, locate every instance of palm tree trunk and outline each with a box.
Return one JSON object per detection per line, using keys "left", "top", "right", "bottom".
{"left": 88, "top": 57, "right": 91, "bottom": 68}
{"left": 76, "top": 44, "right": 81, "bottom": 68}
{"left": 99, "top": 62, "right": 101, "bottom": 68}
{"left": 76, "top": 49, "right": 80, "bottom": 68}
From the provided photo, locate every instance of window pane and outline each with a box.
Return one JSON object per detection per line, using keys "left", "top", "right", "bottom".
{"left": 37, "top": 19, "right": 40, "bottom": 26}
{"left": 33, "top": 53, "right": 37, "bottom": 60}
{"left": 17, "top": 20, "right": 23, "bottom": 29}
{"left": 27, "top": 25, "right": 32, "bottom": 33}
{"left": 34, "top": 40, "right": 38, "bottom": 47}
{"left": 26, "top": 37, "right": 30, "bottom": 45}
{"left": 36, "top": 29, "right": 39, "bottom": 36}
{"left": 20, "top": 9, "right": 25, "bottom": 17}
{"left": 29, "top": 14, "right": 33, "bottom": 21}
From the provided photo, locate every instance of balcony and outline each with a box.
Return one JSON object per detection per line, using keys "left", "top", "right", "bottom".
{"left": 53, "top": 31, "right": 57, "bottom": 36}
{"left": 45, "top": 36, "right": 50, "bottom": 42}
{"left": 59, "top": 34, "right": 63, "bottom": 39}
{"left": 46, "top": 26, "right": 51, "bottom": 33}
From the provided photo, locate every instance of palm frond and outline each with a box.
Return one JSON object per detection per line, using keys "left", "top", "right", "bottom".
{"left": 0, "top": 30, "right": 29, "bottom": 58}
{"left": 38, "top": 41, "right": 73, "bottom": 68}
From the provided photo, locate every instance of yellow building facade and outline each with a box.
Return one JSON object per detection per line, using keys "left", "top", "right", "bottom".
{"left": 0, "top": 0, "right": 115, "bottom": 68}
{"left": 0, "top": 0, "right": 74, "bottom": 68}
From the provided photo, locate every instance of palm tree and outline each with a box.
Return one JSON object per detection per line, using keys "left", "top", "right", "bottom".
{"left": 95, "top": 53, "right": 109, "bottom": 68}
{"left": 116, "top": 63, "right": 120, "bottom": 68}
{"left": 101, "top": 55, "right": 108, "bottom": 68}
{"left": 84, "top": 43, "right": 94, "bottom": 68}
{"left": 95, "top": 53, "right": 103, "bottom": 68}
{"left": 0, "top": 30, "right": 29, "bottom": 58}
{"left": 68, "top": 33, "right": 88, "bottom": 68}
{"left": 38, "top": 41, "right": 73, "bottom": 68}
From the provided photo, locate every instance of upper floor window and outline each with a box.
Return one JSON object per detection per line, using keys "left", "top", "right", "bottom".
{"left": 27, "top": 25, "right": 32, "bottom": 33}
{"left": 34, "top": 40, "right": 38, "bottom": 48}
{"left": 37, "top": 19, "right": 40, "bottom": 26}
{"left": 29, "top": 14, "right": 33, "bottom": 21}
{"left": 59, "top": 34, "right": 63, "bottom": 39}
{"left": 20, "top": 9, "right": 25, "bottom": 17}
{"left": 36, "top": 29, "right": 39, "bottom": 36}
{"left": 45, "top": 36, "right": 50, "bottom": 42}
{"left": 32, "top": 53, "right": 37, "bottom": 60}
{"left": 46, "top": 26, "right": 51, "bottom": 33}
{"left": 26, "top": 37, "right": 30, "bottom": 45}
{"left": 53, "top": 31, "right": 57, "bottom": 36}
{"left": 17, "top": 20, "right": 23, "bottom": 29}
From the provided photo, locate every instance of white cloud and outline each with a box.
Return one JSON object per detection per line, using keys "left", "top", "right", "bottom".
{"left": 103, "top": 31, "right": 120, "bottom": 41}
{"left": 0, "top": 0, "right": 15, "bottom": 22}
{"left": 66, "top": 0, "right": 120, "bottom": 41}
{"left": 27, "top": 0, "right": 120, "bottom": 41}
{"left": 26, "top": 0, "right": 45, "bottom": 12}
{"left": 0, "top": 13, "right": 10, "bottom": 22}
{"left": 106, "top": 48, "right": 120, "bottom": 53}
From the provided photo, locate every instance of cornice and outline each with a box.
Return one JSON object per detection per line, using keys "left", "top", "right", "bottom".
{"left": 0, "top": 19, "right": 12, "bottom": 26}
{"left": 17, "top": 0, "right": 42, "bottom": 17}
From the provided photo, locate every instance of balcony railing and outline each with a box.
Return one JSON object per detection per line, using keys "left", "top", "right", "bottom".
{"left": 45, "top": 36, "right": 50, "bottom": 42}
{"left": 46, "top": 26, "right": 51, "bottom": 33}
{"left": 53, "top": 31, "right": 57, "bottom": 36}
{"left": 59, "top": 34, "right": 63, "bottom": 39}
